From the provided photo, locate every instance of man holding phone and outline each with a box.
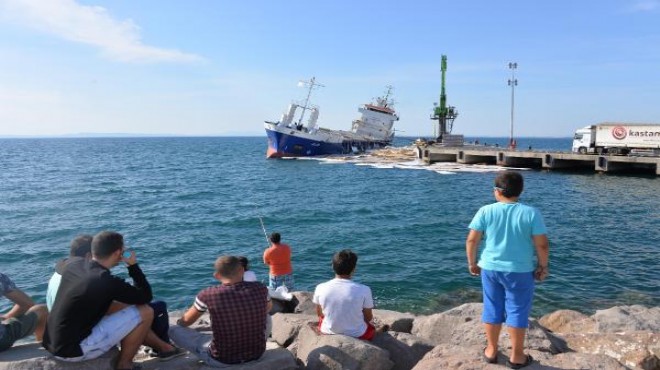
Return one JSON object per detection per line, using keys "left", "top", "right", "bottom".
{"left": 43, "top": 231, "right": 181, "bottom": 370}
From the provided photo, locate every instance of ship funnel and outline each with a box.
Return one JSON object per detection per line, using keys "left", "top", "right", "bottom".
{"left": 282, "top": 104, "right": 297, "bottom": 126}
{"left": 308, "top": 107, "right": 319, "bottom": 130}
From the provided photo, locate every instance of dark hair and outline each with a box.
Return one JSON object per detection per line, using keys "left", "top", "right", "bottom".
{"left": 70, "top": 234, "right": 93, "bottom": 257}
{"left": 332, "top": 249, "right": 358, "bottom": 276}
{"left": 494, "top": 171, "right": 524, "bottom": 198}
{"left": 269, "top": 232, "right": 281, "bottom": 244}
{"left": 214, "top": 256, "right": 242, "bottom": 278}
{"left": 237, "top": 256, "right": 249, "bottom": 271}
{"left": 92, "top": 231, "right": 124, "bottom": 258}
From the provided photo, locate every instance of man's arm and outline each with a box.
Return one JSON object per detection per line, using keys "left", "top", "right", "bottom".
{"left": 533, "top": 234, "right": 550, "bottom": 281}
{"left": 465, "top": 229, "right": 483, "bottom": 276}
{"left": 2, "top": 289, "right": 35, "bottom": 319}
{"left": 362, "top": 308, "right": 373, "bottom": 323}
{"left": 176, "top": 305, "right": 203, "bottom": 327}
{"left": 111, "top": 264, "right": 153, "bottom": 305}
{"left": 263, "top": 248, "right": 270, "bottom": 265}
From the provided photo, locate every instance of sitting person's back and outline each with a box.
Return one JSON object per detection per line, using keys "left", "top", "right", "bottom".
{"left": 174, "top": 255, "right": 271, "bottom": 366}
{"left": 313, "top": 249, "right": 379, "bottom": 341}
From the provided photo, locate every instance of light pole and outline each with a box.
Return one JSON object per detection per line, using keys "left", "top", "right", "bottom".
{"left": 508, "top": 62, "right": 518, "bottom": 149}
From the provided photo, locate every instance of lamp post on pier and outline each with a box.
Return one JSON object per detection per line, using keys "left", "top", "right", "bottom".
{"left": 508, "top": 62, "right": 518, "bottom": 149}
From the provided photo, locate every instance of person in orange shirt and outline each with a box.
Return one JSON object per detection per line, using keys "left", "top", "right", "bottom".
{"left": 262, "top": 232, "right": 294, "bottom": 291}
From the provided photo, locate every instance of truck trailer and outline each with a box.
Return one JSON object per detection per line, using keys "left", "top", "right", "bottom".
{"left": 572, "top": 123, "right": 660, "bottom": 156}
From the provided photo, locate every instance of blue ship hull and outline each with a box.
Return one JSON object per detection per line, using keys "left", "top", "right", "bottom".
{"left": 265, "top": 128, "right": 390, "bottom": 158}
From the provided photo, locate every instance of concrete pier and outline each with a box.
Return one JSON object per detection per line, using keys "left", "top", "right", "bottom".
{"left": 416, "top": 145, "right": 660, "bottom": 175}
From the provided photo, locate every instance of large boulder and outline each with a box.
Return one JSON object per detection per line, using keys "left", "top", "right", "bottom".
{"left": 539, "top": 309, "right": 596, "bottom": 333}
{"left": 295, "top": 323, "right": 393, "bottom": 370}
{"left": 372, "top": 332, "right": 434, "bottom": 370}
{"left": 412, "top": 303, "right": 567, "bottom": 355}
{"left": 543, "top": 352, "right": 632, "bottom": 370}
{"left": 411, "top": 303, "right": 482, "bottom": 344}
{"left": 373, "top": 309, "right": 416, "bottom": 334}
{"left": 0, "top": 344, "right": 121, "bottom": 370}
{"left": 411, "top": 344, "right": 519, "bottom": 370}
{"left": 593, "top": 306, "right": 660, "bottom": 333}
{"left": 271, "top": 313, "right": 317, "bottom": 348}
{"left": 292, "top": 291, "right": 316, "bottom": 315}
{"left": 562, "top": 331, "right": 660, "bottom": 370}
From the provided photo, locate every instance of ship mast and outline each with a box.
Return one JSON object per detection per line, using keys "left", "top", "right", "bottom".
{"left": 297, "top": 77, "right": 324, "bottom": 126}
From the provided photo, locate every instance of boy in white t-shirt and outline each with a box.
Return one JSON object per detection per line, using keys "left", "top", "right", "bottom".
{"left": 238, "top": 256, "right": 258, "bottom": 282}
{"left": 312, "top": 249, "right": 384, "bottom": 341}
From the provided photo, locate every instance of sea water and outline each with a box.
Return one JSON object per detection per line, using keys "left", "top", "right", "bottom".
{"left": 0, "top": 137, "right": 657, "bottom": 316}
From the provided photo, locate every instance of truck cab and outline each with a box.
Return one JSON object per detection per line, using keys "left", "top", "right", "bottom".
{"left": 572, "top": 126, "right": 593, "bottom": 154}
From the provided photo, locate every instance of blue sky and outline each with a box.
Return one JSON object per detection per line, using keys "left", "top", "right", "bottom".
{"left": 0, "top": 0, "right": 659, "bottom": 138}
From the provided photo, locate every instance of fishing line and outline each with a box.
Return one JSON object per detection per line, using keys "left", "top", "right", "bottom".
{"left": 252, "top": 203, "right": 269, "bottom": 244}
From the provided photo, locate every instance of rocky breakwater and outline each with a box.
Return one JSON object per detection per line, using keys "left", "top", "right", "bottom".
{"left": 0, "top": 291, "right": 658, "bottom": 370}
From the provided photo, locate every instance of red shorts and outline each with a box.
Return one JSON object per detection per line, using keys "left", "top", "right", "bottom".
{"left": 317, "top": 317, "right": 375, "bottom": 341}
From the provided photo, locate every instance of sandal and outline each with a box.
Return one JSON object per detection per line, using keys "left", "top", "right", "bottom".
{"left": 157, "top": 346, "right": 186, "bottom": 361}
{"left": 506, "top": 354, "right": 534, "bottom": 369}
{"left": 115, "top": 364, "right": 142, "bottom": 370}
{"left": 482, "top": 347, "right": 498, "bottom": 364}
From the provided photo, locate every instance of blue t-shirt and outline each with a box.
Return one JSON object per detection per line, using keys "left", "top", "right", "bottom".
{"left": 469, "top": 202, "right": 547, "bottom": 273}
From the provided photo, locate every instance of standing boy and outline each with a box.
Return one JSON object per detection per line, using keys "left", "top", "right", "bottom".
{"left": 312, "top": 249, "right": 382, "bottom": 341}
{"left": 466, "top": 171, "right": 549, "bottom": 368}
{"left": 263, "top": 232, "right": 294, "bottom": 291}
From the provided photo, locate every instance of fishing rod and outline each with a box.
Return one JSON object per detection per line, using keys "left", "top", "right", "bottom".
{"left": 252, "top": 203, "right": 270, "bottom": 244}
{"left": 258, "top": 215, "right": 269, "bottom": 244}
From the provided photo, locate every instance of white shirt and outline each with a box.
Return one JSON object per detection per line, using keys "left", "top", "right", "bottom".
{"left": 243, "top": 270, "right": 257, "bottom": 282}
{"left": 312, "top": 278, "right": 374, "bottom": 337}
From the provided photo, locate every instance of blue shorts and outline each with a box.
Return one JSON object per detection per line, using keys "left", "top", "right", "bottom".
{"left": 268, "top": 273, "right": 294, "bottom": 291}
{"left": 481, "top": 269, "right": 535, "bottom": 328}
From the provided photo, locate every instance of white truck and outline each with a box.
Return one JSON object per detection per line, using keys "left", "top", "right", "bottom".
{"left": 572, "top": 123, "right": 660, "bottom": 156}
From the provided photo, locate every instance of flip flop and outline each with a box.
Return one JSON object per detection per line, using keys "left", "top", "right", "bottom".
{"left": 115, "top": 365, "right": 142, "bottom": 370}
{"left": 482, "top": 347, "right": 498, "bottom": 364}
{"left": 506, "top": 354, "right": 534, "bottom": 369}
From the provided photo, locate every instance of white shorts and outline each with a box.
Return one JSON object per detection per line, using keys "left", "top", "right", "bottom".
{"left": 57, "top": 305, "right": 142, "bottom": 362}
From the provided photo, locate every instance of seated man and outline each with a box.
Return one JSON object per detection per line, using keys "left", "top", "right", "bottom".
{"left": 0, "top": 273, "right": 48, "bottom": 352}
{"left": 313, "top": 249, "right": 383, "bottom": 341}
{"left": 173, "top": 255, "right": 271, "bottom": 366}
{"left": 46, "top": 234, "right": 93, "bottom": 311}
{"left": 46, "top": 234, "right": 175, "bottom": 353}
{"left": 43, "top": 231, "right": 182, "bottom": 370}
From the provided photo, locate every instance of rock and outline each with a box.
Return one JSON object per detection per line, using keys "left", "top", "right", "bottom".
{"left": 295, "top": 323, "right": 393, "bottom": 370}
{"left": 562, "top": 331, "right": 660, "bottom": 370}
{"left": 539, "top": 309, "right": 596, "bottom": 333}
{"left": 411, "top": 344, "right": 520, "bottom": 370}
{"left": 372, "top": 332, "right": 434, "bottom": 370}
{"left": 543, "top": 352, "right": 631, "bottom": 369}
{"left": 593, "top": 306, "right": 660, "bottom": 333}
{"left": 271, "top": 313, "right": 317, "bottom": 348}
{"left": 373, "top": 309, "right": 416, "bottom": 334}
{"left": 0, "top": 342, "right": 298, "bottom": 370}
{"left": 0, "top": 344, "right": 120, "bottom": 370}
{"left": 411, "top": 303, "right": 482, "bottom": 344}
{"left": 291, "top": 291, "right": 316, "bottom": 315}
{"left": 412, "top": 303, "right": 568, "bottom": 355}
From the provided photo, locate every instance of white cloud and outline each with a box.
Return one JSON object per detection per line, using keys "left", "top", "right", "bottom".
{"left": 0, "top": 0, "right": 205, "bottom": 63}
{"left": 631, "top": 0, "right": 659, "bottom": 11}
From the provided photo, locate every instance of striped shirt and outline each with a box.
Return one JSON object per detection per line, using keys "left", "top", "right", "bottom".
{"left": 195, "top": 281, "right": 269, "bottom": 364}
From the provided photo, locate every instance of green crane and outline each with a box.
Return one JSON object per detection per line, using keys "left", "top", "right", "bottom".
{"left": 431, "top": 55, "right": 458, "bottom": 142}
